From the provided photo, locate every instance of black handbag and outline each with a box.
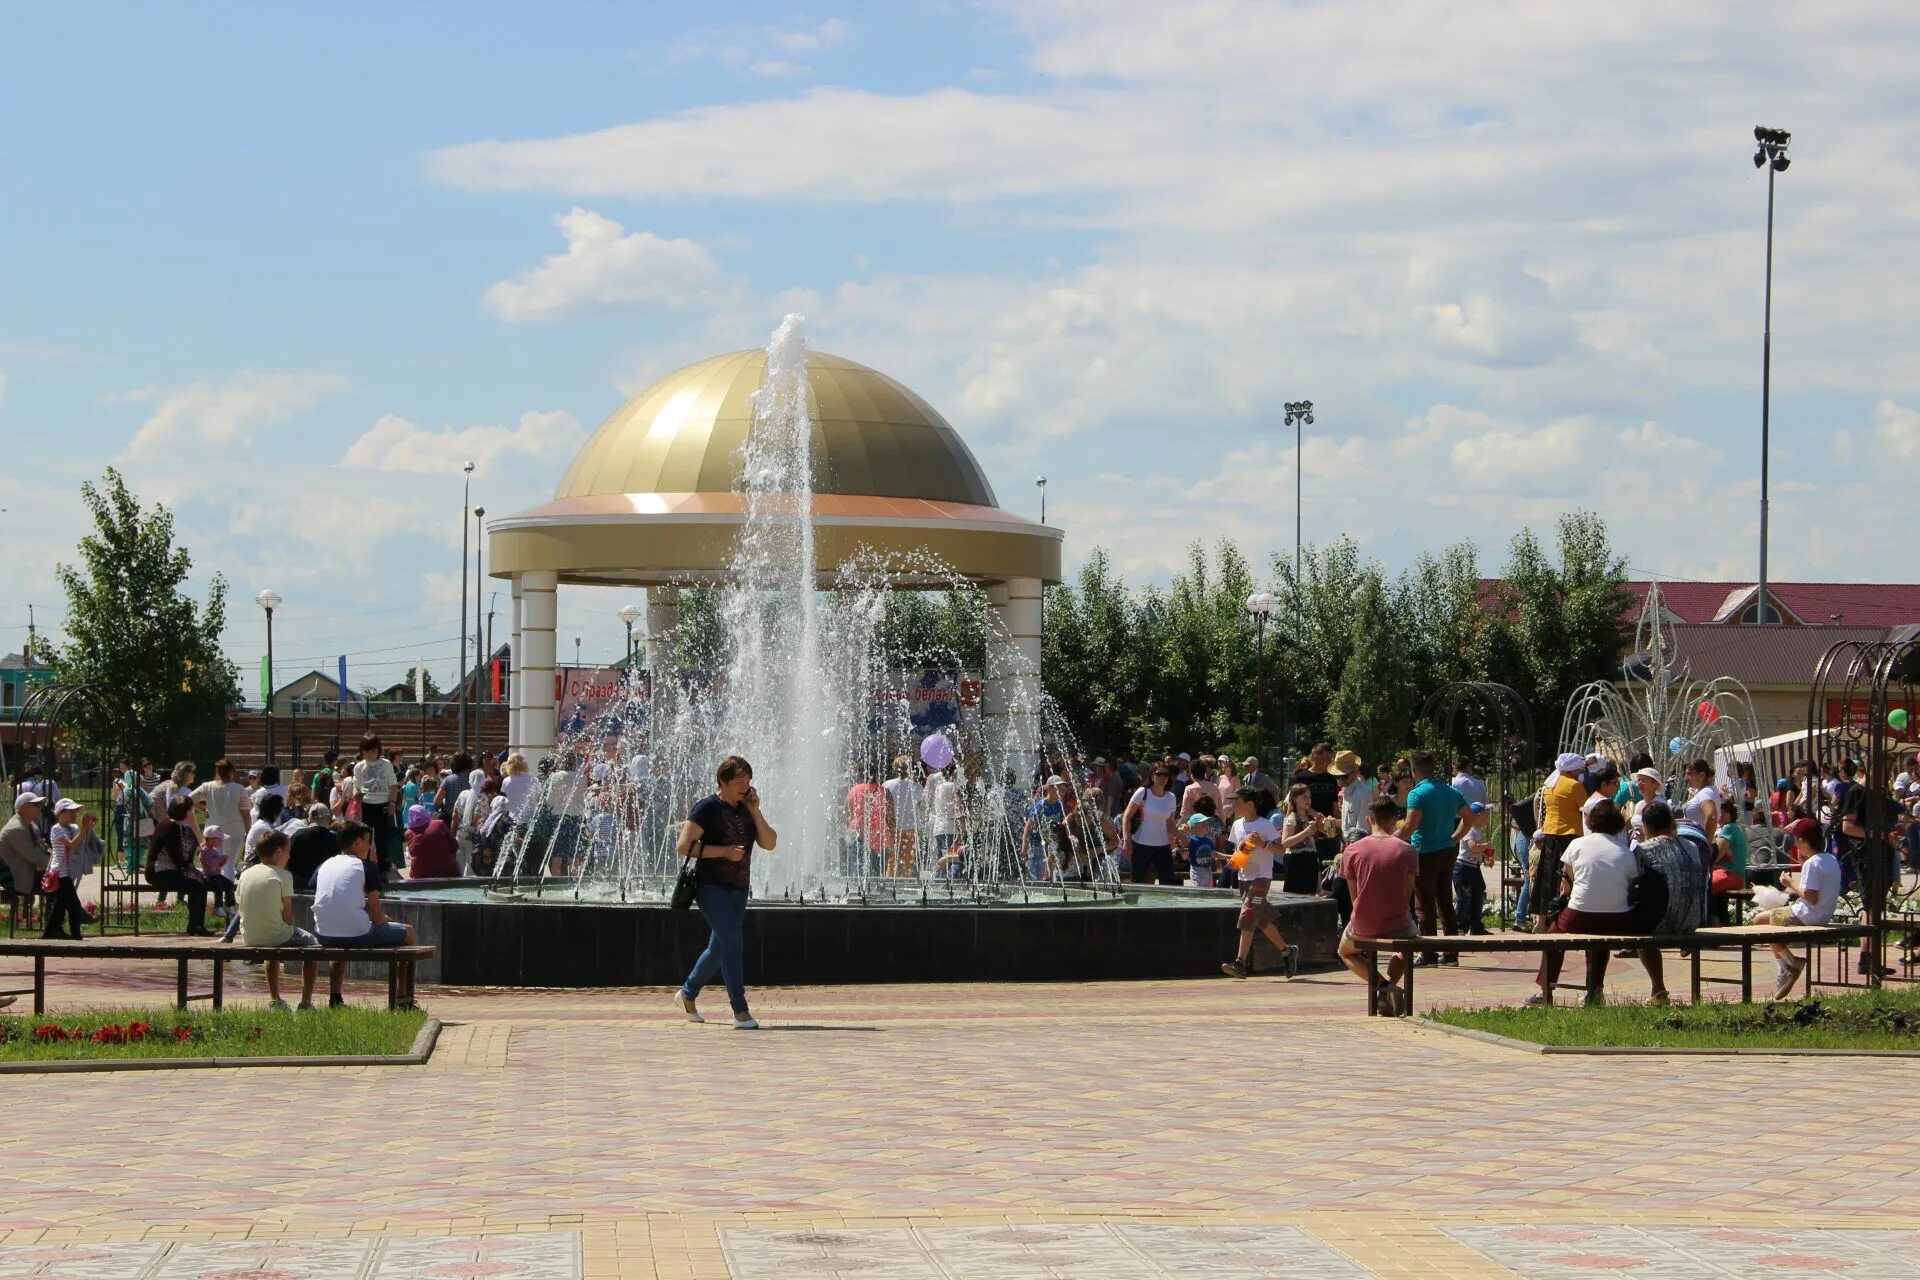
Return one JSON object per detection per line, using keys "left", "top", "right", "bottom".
{"left": 670, "top": 851, "right": 699, "bottom": 910}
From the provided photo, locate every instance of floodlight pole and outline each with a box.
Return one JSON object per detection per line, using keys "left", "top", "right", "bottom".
{"left": 1753, "top": 128, "right": 1789, "bottom": 626}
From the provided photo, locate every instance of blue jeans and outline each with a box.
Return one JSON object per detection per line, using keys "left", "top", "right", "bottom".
{"left": 1512, "top": 832, "right": 1531, "bottom": 922}
{"left": 1452, "top": 861, "right": 1487, "bottom": 935}
{"left": 682, "top": 883, "right": 750, "bottom": 1015}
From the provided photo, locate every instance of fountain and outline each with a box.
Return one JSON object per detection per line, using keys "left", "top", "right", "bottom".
{"left": 380, "top": 318, "right": 1338, "bottom": 984}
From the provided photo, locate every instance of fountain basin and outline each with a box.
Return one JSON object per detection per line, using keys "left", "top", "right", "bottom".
{"left": 378, "top": 881, "right": 1339, "bottom": 987}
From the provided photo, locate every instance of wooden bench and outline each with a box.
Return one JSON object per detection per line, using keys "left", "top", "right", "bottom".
{"left": 1351, "top": 923, "right": 1879, "bottom": 1016}
{"left": 0, "top": 936, "right": 433, "bottom": 1015}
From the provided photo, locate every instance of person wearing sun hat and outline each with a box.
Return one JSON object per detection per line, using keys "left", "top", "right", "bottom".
{"left": 0, "top": 791, "right": 51, "bottom": 914}
{"left": 43, "top": 797, "right": 94, "bottom": 940}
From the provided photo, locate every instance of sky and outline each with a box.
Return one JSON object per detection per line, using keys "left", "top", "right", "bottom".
{"left": 4, "top": 1, "right": 1920, "bottom": 693}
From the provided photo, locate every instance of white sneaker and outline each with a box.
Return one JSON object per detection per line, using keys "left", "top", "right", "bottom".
{"left": 733, "top": 1014, "right": 760, "bottom": 1030}
{"left": 1773, "top": 955, "right": 1807, "bottom": 1000}
{"left": 672, "top": 991, "right": 704, "bottom": 1023}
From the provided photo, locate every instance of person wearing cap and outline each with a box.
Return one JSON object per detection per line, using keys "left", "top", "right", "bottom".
{"left": 0, "top": 791, "right": 51, "bottom": 919}
{"left": 1452, "top": 801, "right": 1494, "bottom": 936}
{"left": 1022, "top": 775, "right": 1073, "bottom": 882}
{"left": 1181, "top": 806, "right": 1220, "bottom": 888}
{"left": 1756, "top": 818, "right": 1841, "bottom": 998}
{"left": 43, "top": 797, "right": 94, "bottom": 940}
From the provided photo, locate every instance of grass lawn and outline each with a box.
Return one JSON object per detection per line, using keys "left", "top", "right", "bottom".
{"left": 0, "top": 1006, "right": 428, "bottom": 1062}
{"left": 1430, "top": 988, "right": 1920, "bottom": 1051}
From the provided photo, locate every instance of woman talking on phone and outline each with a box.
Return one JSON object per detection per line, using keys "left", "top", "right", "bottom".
{"left": 673, "top": 756, "right": 778, "bottom": 1030}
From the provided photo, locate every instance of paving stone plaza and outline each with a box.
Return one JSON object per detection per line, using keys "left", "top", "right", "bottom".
{"left": 3, "top": 955, "right": 1915, "bottom": 1279}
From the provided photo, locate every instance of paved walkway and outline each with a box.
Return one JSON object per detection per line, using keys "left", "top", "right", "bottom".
{"left": 2, "top": 950, "right": 1915, "bottom": 1278}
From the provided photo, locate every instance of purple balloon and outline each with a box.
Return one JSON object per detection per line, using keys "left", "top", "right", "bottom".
{"left": 919, "top": 734, "right": 954, "bottom": 771}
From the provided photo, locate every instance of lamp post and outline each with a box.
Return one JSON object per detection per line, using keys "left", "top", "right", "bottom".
{"left": 472, "top": 505, "right": 486, "bottom": 711}
{"left": 1283, "top": 401, "right": 1314, "bottom": 586}
{"left": 256, "top": 589, "right": 281, "bottom": 768}
{"left": 1752, "top": 127, "right": 1790, "bottom": 626}
{"left": 457, "top": 460, "right": 475, "bottom": 753}
{"left": 1036, "top": 475, "right": 1048, "bottom": 525}
{"left": 1246, "top": 591, "right": 1276, "bottom": 754}
{"left": 618, "top": 603, "right": 643, "bottom": 668}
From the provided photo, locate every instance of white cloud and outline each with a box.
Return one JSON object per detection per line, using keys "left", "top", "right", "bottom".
{"left": 1874, "top": 399, "right": 1920, "bottom": 461}
{"left": 665, "top": 17, "right": 852, "bottom": 78}
{"left": 339, "top": 410, "right": 585, "bottom": 477}
{"left": 417, "top": 2, "right": 1920, "bottom": 586}
{"left": 118, "top": 371, "right": 348, "bottom": 462}
{"left": 483, "top": 209, "right": 734, "bottom": 321}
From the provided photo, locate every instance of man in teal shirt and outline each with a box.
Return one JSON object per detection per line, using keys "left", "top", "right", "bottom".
{"left": 1396, "top": 750, "right": 1474, "bottom": 966}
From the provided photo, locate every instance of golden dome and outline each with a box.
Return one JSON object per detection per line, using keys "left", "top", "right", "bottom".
{"left": 556, "top": 349, "right": 998, "bottom": 508}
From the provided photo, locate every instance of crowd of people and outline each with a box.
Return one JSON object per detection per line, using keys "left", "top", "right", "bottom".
{"left": 862, "top": 737, "right": 1920, "bottom": 1001}
{"left": 7, "top": 727, "right": 1916, "bottom": 1014}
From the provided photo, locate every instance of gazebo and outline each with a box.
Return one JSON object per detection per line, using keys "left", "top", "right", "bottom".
{"left": 487, "top": 348, "right": 1063, "bottom": 759}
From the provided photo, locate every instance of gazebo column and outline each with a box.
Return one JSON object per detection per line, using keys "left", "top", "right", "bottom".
{"left": 507, "top": 576, "right": 523, "bottom": 754}
{"left": 982, "top": 580, "right": 1043, "bottom": 768}
{"left": 518, "top": 570, "right": 559, "bottom": 760}
{"left": 645, "top": 585, "right": 679, "bottom": 677}
{"left": 1003, "top": 576, "right": 1044, "bottom": 762}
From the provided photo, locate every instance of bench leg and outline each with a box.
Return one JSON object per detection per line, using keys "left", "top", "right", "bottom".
{"left": 1401, "top": 945, "right": 1414, "bottom": 1014}
{"left": 176, "top": 957, "right": 189, "bottom": 1009}
{"left": 34, "top": 954, "right": 44, "bottom": 1015}
{"left": 403, "top": 960, "right": 416, "bottom": 1009}
{"left": 1365, "top": 948, "right": 1379, "bottom": 1016}
{"left": 1585, "top": 947, "right": 1605, "bottom": 1004}
{"left": 1741, "top": 944, "right": 1753, "bottom": 1003}
{"left": 387, "top": 961, "right": 398, "bottom": 1010}
{"left": 1690, "top": 948, "right": 1702, "bottom": 1005}
{"left": 212, "top": 958, "right": 224, "bottom": 1011}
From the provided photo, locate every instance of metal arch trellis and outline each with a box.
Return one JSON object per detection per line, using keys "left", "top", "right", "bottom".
{"left": 10, "top": 681, "right": 139, "bottom": 934}
{"left": 1421, "top": 680, "right": 1538, "bottom": 927}
{"left": 1805, "top": 633, "right": 1920, "bottom": 981}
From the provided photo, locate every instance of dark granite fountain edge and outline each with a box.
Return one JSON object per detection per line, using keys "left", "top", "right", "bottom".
{"left": 349, "top": 888, "right": 1340, "bottom": 988}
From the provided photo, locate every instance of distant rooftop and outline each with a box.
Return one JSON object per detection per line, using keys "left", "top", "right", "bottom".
{"left": 1625, "top": 581, "right": 1920, "bottom": 628}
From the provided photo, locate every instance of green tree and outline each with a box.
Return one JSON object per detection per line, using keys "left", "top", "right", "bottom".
{"left": 1041, "top": 549, "right": 1145, "bottom": 753}
{"left": 1326, "top": 571, "right": 1415, "bottom": 765}
{"left": 1485, "top": 511, "right": 1631, "bottom": 751}
{"left": 43, "top": 468, "right": 241, "bottom": 762}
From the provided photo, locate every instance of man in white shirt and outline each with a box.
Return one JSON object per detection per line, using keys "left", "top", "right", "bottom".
{"left": 880, "top": 756, "right": 921, "bottom": 877}
{"left": 311, "top": 819, "right": 416, "bottom": 1008}
{"left": 1758, "top": 818, "right": 1841, "bottom": 999}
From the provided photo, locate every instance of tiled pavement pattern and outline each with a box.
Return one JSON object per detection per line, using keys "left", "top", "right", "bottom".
{"left": 2, "top": 949, "right": 1917, "bottom": 1277}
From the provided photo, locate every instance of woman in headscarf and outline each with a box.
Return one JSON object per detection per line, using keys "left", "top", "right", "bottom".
{"left": 1531, "top": 752, "right": 1591, "bottom": 933}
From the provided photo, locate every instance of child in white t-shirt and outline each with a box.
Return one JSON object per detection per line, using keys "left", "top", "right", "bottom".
{"left": 1220, "top": 788, "right": 1299, "bottom": 980}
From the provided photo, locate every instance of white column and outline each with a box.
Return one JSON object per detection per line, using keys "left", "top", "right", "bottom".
{"left": 645, "top": 585, "right": 679, "bottom": 677}
{"left": 981, "top": 582, "right": 1012, "bottom": 721}
{"left": 508, "top": 576, "right": 523, "bottom": 754}
{"left": 1003, "top": 576, "right": 1044, "bottom": 760}
{"left": 518, "top": 570, "right": 559, "bottom": 760}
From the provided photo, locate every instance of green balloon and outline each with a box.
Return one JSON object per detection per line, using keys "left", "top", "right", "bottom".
{"left": 1891, "top": 708, "right": 1911, "bottom": 732}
